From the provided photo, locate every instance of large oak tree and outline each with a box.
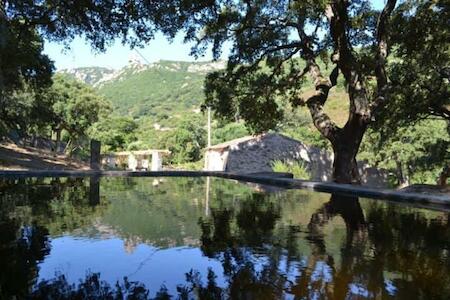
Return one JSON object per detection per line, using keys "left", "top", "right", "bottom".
{"left": 188, "top": 0, "right": 399, "bottom": 184}
{"left": 185, "top": 0, "right": 447, "bottom": 184}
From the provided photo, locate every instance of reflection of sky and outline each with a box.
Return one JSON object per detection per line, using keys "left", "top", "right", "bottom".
{"left": 36, "top": 237, "right": 312, "bottom": 298}
{"left": 37, "top": 237, "right": 226, "bottom": 297}
{"left": 34, "top": 234, "right": 400, "bottom": 298}
{"left": 311, "top": 261, "right": 333, "bottom": 283}
{"left": 348, "top": 283, "right": 373, "bottom": 298}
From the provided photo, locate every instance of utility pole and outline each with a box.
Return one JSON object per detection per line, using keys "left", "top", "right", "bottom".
{"left": 134, "top": 49, "right": 151, "bottom": 64}
{"left": 207, "top": 106, "right": 211, "bottom": 148}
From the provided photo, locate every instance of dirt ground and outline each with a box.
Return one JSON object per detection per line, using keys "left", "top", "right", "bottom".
{"left": 0, "top": 142, "right": 90, "bottom": 170}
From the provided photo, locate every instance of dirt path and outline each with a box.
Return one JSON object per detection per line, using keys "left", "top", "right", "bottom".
{"left": 0, "top": 143, "right": 90, "bottom": 170}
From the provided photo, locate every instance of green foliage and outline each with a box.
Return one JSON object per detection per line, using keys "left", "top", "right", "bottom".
{"left": 88, "top": 116, "right": 138, "bottom": 153}
{"left": 159, "top": 116, "right": 207, "bottom": 164}
{"left": 271, "top": 160, "right": 310, "bottom": 179}
{"left": 0, "top": 84, "right": 53, "bottom": 135}
{"left": 1, "top": 73, "right": 110, "bottom": 147}
{"left": 0, "top": 19, "right": 53, "bottom": 98}
{"left": 169, "top": 160, "right": 205, "bottom": 171}
{"left": 48, "top": 75, "right": 111, "bottom": 139}
{"left": 278, "top": 107, "right": 330, "bottom": 149}
{"left": 381, "top": 0, "right": 450, "bottom": 127}
{"left": 281, "top": 126, "right": 330, "bottom": 150}
{"left": 359, "top": 120, "right": 450, "bottom": 185}
{"left": 212, "top": 122, "right": 249, "bottom": 145}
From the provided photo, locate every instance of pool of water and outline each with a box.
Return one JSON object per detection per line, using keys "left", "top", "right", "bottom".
{"left": 0, "top": 177, "right": 449, "bottom": 299}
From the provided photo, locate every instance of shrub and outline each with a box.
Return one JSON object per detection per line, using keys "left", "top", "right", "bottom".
{"left": 271, "top": 160, "right": 310, "bottom": 179}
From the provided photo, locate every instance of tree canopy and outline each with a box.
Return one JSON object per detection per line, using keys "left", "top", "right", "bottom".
{"left": 47, "top": 75, "right": 110, "bottom": 140}
{"left": 170, "top": 0, "right": 447, "bottom": 183}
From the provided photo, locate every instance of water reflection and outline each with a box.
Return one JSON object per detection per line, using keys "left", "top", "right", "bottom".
{"left": 0, "top": 177, "right": 449, "bottom": 299}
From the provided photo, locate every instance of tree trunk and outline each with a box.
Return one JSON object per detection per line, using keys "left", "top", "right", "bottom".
{"left": 55, "top": 128, "right": 61, "bottom": 153}
{"left": 332, "top": 146, "right": 360, "bottom": 184}
{"left": 331, "top": 114, "right": 367, "bottom": 184}
{"left": 438, "top": 165, "right": 450, "bottom": 186}
{"left": 395, "top": 161, "right": 409, "bottom": 187}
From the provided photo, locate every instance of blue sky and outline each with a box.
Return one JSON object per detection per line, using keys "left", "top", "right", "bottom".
{"left": 43, "top": 32, "right": 222, "bottom": 70}
{"left": 44, "top": 1, "right": 386, "bottom": 70}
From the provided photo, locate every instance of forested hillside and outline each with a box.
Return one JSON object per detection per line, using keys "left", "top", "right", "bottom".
{"left": 61, "top": 60, "right": 225, "bottom": 118}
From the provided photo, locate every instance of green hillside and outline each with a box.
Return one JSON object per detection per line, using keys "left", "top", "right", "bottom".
{"left": 99, "top": 61, "right": 208, "bottom": 118}
{"left": 60, "top": 59, "right": 348, "bottom": 149}
{"left": 61, "top": 60, "right": 225, "bottom": 121}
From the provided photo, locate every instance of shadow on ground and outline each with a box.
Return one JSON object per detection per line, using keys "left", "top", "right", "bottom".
{"left": 0, "top": 143, "right": 89, "bottom": 170}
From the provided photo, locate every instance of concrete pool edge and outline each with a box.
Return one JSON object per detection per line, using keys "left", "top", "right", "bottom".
{"left": 0, "top": 170, "right": 449, "bottom": 208}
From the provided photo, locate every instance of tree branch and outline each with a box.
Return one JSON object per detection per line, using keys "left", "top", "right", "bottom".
{"left": 303, "top": 60, "right": 341, "bottom": 143}
{"left": 372, "top": 0, "right": 397, "bottom": 111}
{"left": 327, "top": 1, "right": 371, "bottom": 121}
{"left": 327, "top": 1, "right": 356, "bottom": 81}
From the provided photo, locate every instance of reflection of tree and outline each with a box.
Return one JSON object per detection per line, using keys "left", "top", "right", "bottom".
{"left": 307, "top": 194, "right": 366, "bottom": 254}
{"left": 0, "top": 221, "right": 50, "bottom": 299}
{"left": 196, "top": 193, "right": 450, "bottom": 299}
{"left": 0, "top": 177, "right": 106, "bottom": 299}
{"left": 30, "top": 272, "right": 169, "bottom": 299}
{"left": 197, "top": 193, "right": 289, "bottom": 299}
{"left": 300, "top": 194, "right": 450, "bottom": 299}
{"left": 363, "top": 205, "right": 450, "bottom": 299}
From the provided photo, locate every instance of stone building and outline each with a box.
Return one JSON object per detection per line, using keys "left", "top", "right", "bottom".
{"left": 204, "top": 133, "right": 388, "bottom": 187}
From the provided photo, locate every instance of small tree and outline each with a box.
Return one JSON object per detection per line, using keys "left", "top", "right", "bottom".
{"left": 88, "top": 116, "right": 138, "bottom": 152}
{"left": 160, "top": 118, "right": 206, "bottom": 164}
{"left": 44, "top": 75, "right": 111, "bottom": 151}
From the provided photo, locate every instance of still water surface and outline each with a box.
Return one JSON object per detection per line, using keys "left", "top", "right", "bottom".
{"left": 0, "top": 177, "right": 449, "bottom": 299}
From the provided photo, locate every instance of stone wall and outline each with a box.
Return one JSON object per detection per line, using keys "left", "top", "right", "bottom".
{"left": 223, "top": 133, "right": 333, "bottom": 181}
{"left": 208, "top": 133, "right": 388, "bottom": 187}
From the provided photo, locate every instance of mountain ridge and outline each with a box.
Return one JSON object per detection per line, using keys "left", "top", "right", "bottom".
{"left": 58, "top": 60, "right": 226, "bottom": 118}
{"left": 59, "top": 59, "right": 226, "bottom": 87}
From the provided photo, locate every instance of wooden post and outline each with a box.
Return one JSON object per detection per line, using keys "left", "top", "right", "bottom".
{"left": 90, "top": 140, "right": 101, "bottom": 170}
{"left": 89, "top": 176, "right": 100, "bottom": 206}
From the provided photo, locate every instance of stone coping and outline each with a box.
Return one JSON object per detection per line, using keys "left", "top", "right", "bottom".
{"left": 0, "top": 170, "right": 449, "bottom": 211}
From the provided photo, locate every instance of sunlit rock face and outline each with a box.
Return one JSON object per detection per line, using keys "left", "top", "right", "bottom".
{"left": 58, "top": 59, "right": 226, "bottom": 87}
{"left": 59, "top": 67, "right": 115, "bottom": 86}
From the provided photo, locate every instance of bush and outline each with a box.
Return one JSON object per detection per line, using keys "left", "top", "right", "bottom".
{"left": 159, "top": 117, "right": 206, "bottom": 164}
{"left": 271, "top": 160, "right": 310, "bottom": 179}
{"left": 212, "top": 122, "right": 249, "bottom": 145}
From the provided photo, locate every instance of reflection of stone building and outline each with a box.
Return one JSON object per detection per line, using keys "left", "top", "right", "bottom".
{"left": 204, "top": 133, "right": 388, "bottom": 187}
{"left": 124, "top": 236, "right": 142, "bottom": 254}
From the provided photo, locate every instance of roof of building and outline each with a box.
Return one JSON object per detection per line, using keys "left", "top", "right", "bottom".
{"left": 111, "top": 150, "right": 171, "bottom": 156}
{"left": 206, "top": 134, "right": 264, "bottom": 151}
{"left": 206, "top": 133, "right": 304, "bottom": 151}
